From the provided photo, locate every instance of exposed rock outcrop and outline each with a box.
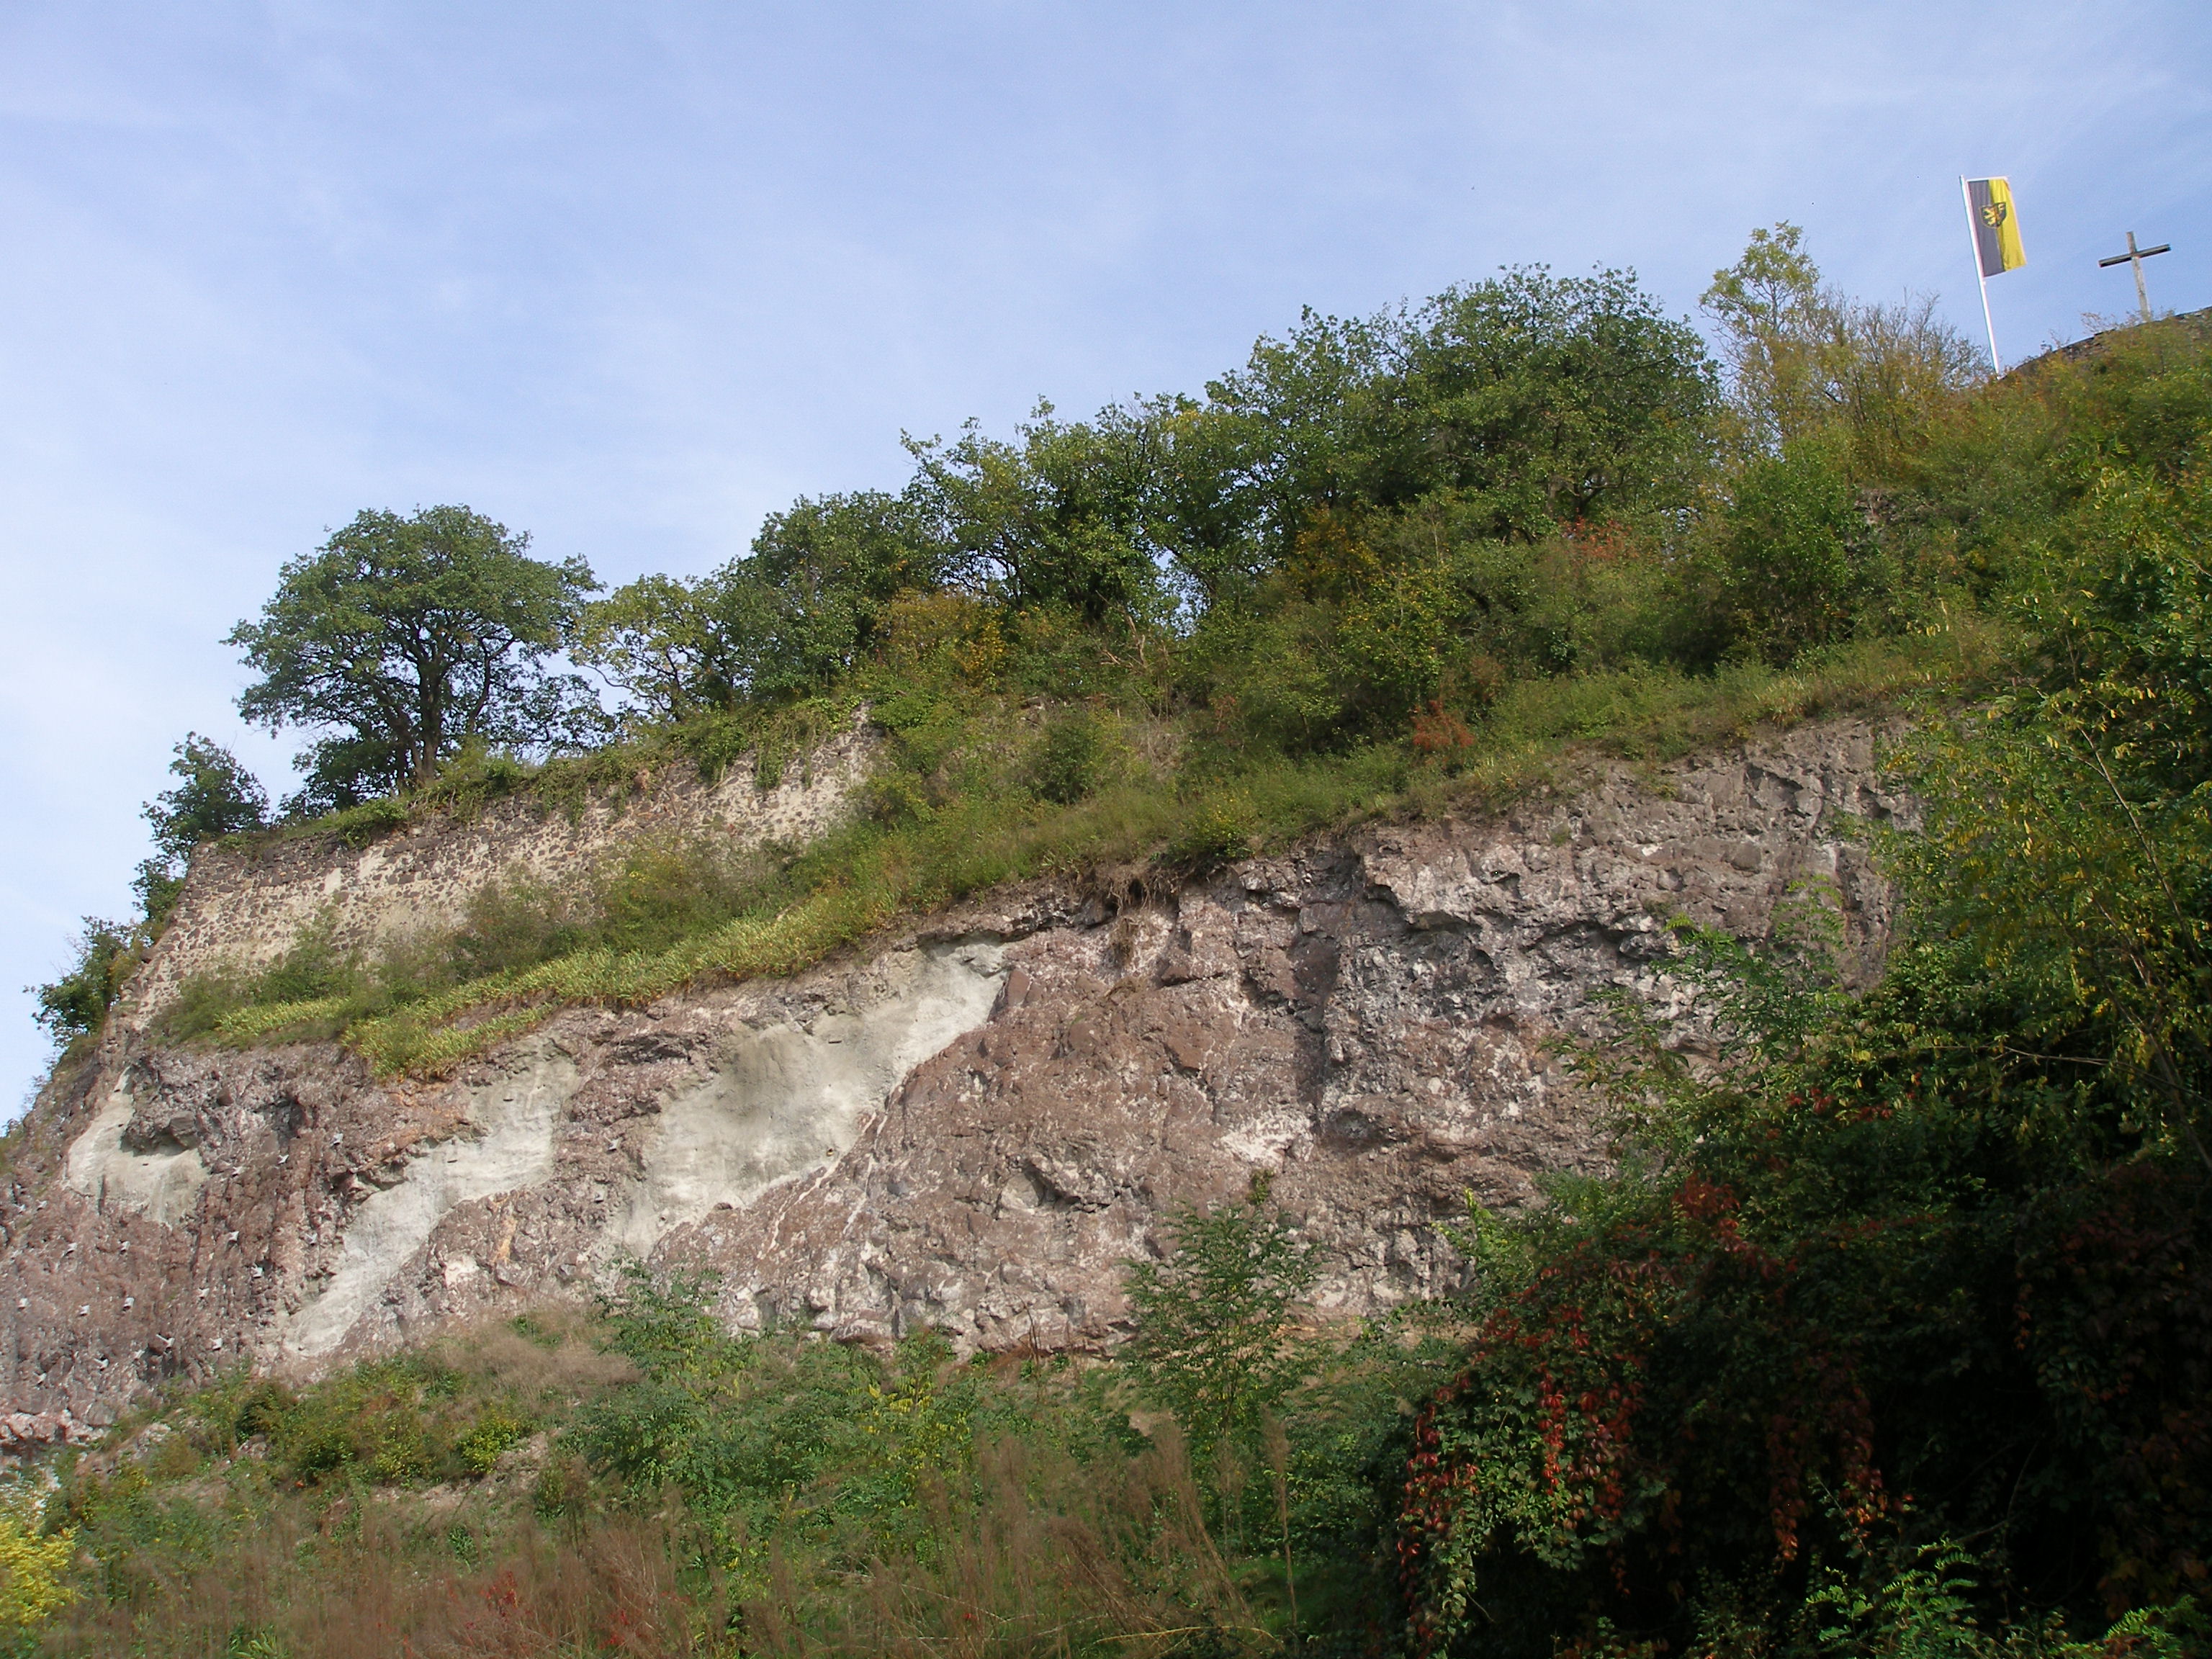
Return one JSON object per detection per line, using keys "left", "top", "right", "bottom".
{"left": 5, "top": 716, "right": 1907, "bottom": 1430}
{"left": 120, "top": 714, "right": 876, "bottom": 1025}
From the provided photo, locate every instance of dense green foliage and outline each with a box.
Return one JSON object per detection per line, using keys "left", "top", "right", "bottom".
{"left": 27, "top": 736, "right": 266, "bottom": 1054}
{"left": 577, "top": 264, "right": 1731, "bottom": 745}
{"left": 144, "top": 232, "right": 2023, "bottom": 1073}
{"left": 23, "top": 1270, "right": 1459, "bottom": 1656}
{"left": 1394, "top": 323, "right": 2212, "bottom": 1655}
{"left": 1399, "top": 919, "right": 2211, "bottom": 1655}
{"left": 132, "top": 734, "right": 269, "bottom": 927}
{"left": 27, "top": 917, "right": 143, "bottom": 1048}
{"left": 1124, "top": 1184, "right": 1321, "bottom": 1469}
{"left": 18, "top": 236, "right": 2212, "bottom": 1655}
{"left": 230, "top": 505, "right": 602, "bottom": 813}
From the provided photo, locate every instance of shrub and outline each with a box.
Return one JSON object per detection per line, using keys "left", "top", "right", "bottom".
{"left": 1719, "top": 438, "right": 1887, "bottom": 661}
{"left": 1395, "top": 902, "right": 2212, "bottom": 1655}
{"left": 1123, "top": 1185, "right": 1320, "bottom": 1467}
{"left": 1028, "top": 705, "right": 1107, "bottom": 804}
{"left": 0, "top": 1485, "right": 74, "bottom": 1632}
{"left": 1165, "top": 793, "right": 1256, "bottom": 874}
{"left": 456, "top": 1406, "right": 530, "bottom": 1475}
{"left": 29, "top": 917, "right": 141, "bottom": 1046}
{"left": 132, "top": 734, "right": 268, "bottom": 927}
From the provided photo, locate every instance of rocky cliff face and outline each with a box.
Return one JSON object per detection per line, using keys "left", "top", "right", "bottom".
{"left": 1, "top": 717, "right": 1909, "bottom": 1448}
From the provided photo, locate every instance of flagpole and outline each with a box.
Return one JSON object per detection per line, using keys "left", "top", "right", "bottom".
{"left": 1962, "top": 176, "right": 2002, "bottom": 374}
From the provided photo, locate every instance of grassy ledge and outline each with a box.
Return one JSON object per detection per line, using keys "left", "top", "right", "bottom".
{"left": 168, "top": 626, "right": 1990, "bottom": 1078}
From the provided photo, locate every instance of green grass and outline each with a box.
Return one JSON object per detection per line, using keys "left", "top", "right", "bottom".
{"left": 235, "top": 695, "right": 866, "bottom": 856}
{"left": 162, "top": 624, "right": 1995, "bottom": 1079}
{"left": 27, "top": 1277, "right": 1457, "bottom": 1657}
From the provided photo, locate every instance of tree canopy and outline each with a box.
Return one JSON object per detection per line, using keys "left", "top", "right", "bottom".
{"left": 571, "top": 490, "right": 943, "bottom": 719}
{"left": 132, "top": 734, "right": 268, "bottom": 925}
{"left": 1702, "top": 220, "right": 1983, "bottom": 471}
{"left": 30, "top": 230, "right": 2212, "bottom": 1653}
{"left": 575, "top": 264, "right": 1724, "bottom": 732}
{"left": 229, "top": 505, "right": 601, "bottom": 811}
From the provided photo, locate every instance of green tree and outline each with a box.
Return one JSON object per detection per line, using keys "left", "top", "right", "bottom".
{"left": 1716, "top": 438, "right": 1883, "bottom": 661}
{"left": 570, "top": 572, "right": 746, "bottom": 721}
{"left": 29, "top": 917, "right": 140, "bottom": 1046}
{"left": 1109, "top": 393, "right": 1271, "bottom": 610}
{"left": 1894, "top": 462, "right": 2212, "bottom": 1172}
{"left": 131, "top": 734, "right": 267, "bottom": 925}
{"left": 738, "top": 488, "right": 948, "bottom": 695}
{"left": 575, "top": 490, "right": 943, "bottom": 716}
{"left": 1124, "top": 1187, "right": 1321, "bottom": 1464}
{"left": 905, "top": 406, "right": 1169, "bottom": 625}
{"left": 1701, "top": 220, "right": 1831, "bottom": 451}
{"left": 1704, "top": 222, "right": 1980, "bottom": 472}
{"left": 1197, "top": 305, "right": 1391, "bottom": 575}
{"left": 230, "top": 505, "right": 601, "bottom": 811}
{"left": 1377, "top": 267, "right": 1719, "bottom": 533}
{"left": 1208, "top": 268, "right": 1718, "bottom": 554}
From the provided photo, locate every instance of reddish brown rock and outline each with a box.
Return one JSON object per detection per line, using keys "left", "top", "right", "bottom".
{"left": 4, "top": 716, "right": 1908, "bottom": 1432}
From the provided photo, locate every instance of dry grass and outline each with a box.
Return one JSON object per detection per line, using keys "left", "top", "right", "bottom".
{"left": 43, "top": 1507, "right": 719, "bottom": 1658}
{"left": 432, "top": 1320, "right": 640, "bottom": 1401}
{"left": 738, "top": 1431, "right": 1268, "bottom": 1659}
{"left": 40, "top": 1427, "right": 1285, "bottom": 1658}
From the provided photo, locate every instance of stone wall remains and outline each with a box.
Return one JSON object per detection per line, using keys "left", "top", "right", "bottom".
{"left": 119, "top": 716, "right": 876, "bottom": 1029}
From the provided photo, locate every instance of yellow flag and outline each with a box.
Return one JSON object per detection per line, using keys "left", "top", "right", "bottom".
{"left": 1966, "top": 178, "right": 2026, "bottom": 276}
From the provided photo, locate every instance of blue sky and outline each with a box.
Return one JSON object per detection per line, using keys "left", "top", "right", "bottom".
{"left": 3, "top": 1, "right": 2206, "bottom": 1110}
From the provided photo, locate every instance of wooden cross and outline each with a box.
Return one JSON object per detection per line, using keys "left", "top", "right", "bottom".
{"left": 2098, "top": 231, "right": 2172, "bottom": 324}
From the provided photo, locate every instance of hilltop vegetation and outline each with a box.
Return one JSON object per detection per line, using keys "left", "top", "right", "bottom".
{"left": 14, "top": 236, "right": 2212, "bottom": 1655}
{"left": 42, "top": 228, "right": 2041, "bottom": 1070}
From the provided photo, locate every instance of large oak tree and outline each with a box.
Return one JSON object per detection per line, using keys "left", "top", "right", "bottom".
{"left": 230, "top": 505, "right": 601, "bottom": 812}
